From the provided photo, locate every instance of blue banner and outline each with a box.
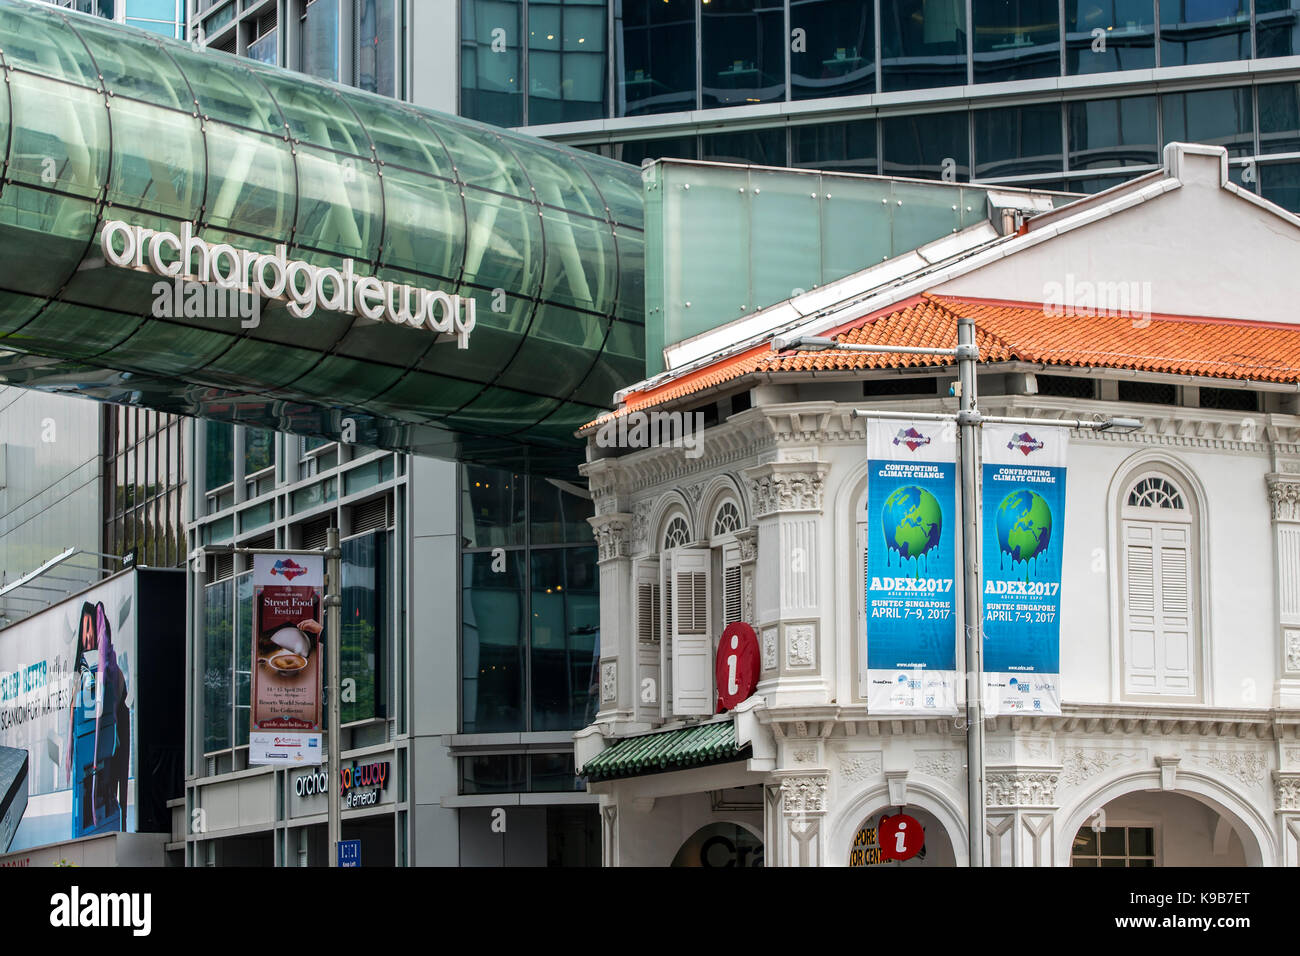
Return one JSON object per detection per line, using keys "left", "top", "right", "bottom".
{"left": 980, "top": 426, "right": 1067, "bottom": 715}
{"left": 864, "top": 421, "right": 958, "bottom": 715}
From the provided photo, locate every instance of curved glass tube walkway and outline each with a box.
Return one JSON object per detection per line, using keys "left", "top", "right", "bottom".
{"left": 0, "top": 0, "right": 644, "bottom": 472}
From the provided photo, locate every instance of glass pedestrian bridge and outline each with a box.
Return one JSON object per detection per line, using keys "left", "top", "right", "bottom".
{"left": 0, "top": 0, "right": 644, "bottom": 473}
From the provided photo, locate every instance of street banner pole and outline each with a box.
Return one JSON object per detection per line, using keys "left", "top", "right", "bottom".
{"left": 955, "top": 315, "right": 986, "bottom": 868}
{"left": 326, "top": 527, "right": 342, "bottom": 868}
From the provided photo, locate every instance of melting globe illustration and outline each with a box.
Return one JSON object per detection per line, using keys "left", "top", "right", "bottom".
{"left": 881, "top": 485, "right": 943, "bottom": 562}
{"left": 995, "top": 489, "right": 1053, "bottom": 564}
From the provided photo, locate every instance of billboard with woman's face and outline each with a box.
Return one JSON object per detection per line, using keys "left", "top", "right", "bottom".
{"left": 0, "top": 574, "right": 136, "bottom": 852}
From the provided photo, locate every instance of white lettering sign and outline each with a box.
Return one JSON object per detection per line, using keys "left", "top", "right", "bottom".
{"left": 100, "top": 220, "right": 476, "bottom": 348}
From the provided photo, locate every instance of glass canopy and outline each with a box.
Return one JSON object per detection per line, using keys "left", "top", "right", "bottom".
{"left": 0, "top": 0, "right": 644, "bottom": 474}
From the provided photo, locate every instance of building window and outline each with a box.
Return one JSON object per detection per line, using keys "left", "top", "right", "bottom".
{"left": 340, "top": 529, "right": 390, "bottom": 723}
{"left": 301, "top": 0, "right": 340, "bottom": 81}
{"left": 662, "top": 514, "right": 691, "bottom": 549}
{"left": 1067, "top": 95, "right": 1159, "bottom": 170}
{"left": 1117, "top": 380, "right": 1177, "bottom": 405}
{"left": 792, "top": 120, "right": 878, "bottom": 175}
{"left": 972, "top": 0, "right": 1060, "bottom": 83}
{"left": 882, "top": 111, "right": 970, "bottom": 182}
{"left": 1161, "top": 87, "right": 1253, "bottom": 157}
{"left": 355, "top": 0, "right": 397, "bottom": 96}
{"left": 790, "top": 0, "right": 875, "bottom": 100}
{"left": 1120, "top": 470, "right": 1198, "bottom": 699}
{"left": 881, "top": 0, "right": 969, "bottom": 92}
{"left": 712, "top": 500, "right": 742, "bottom": 537}
{"left": 529, "top": 0, "right": 608, "bottom": 124}
{"left": 1258, "top": 0, "right": 1300, "bottom": 58}
{"left": 105, "top": 407, "right": 186, "bottom": 567}
{"left": 460, "top": 466, "right": 598, "bottom": 733}
{"left": 701, "top": 127, "right": 787, "bottom": 166}
{"left": 462, "top": 0, "right": 524, "bottom": 125}
{"left": 616, "top": 0, "right": 698, "bottom": 117}
{"left": 1065, "top": 0, "right": 1155, "bottom": 75}
{"left": 700, "top": 0, "right": 785, "bottom": 109}
{"left": 1071, "top": 825, "right": 1156, "bottom": 865}
{"left": 1159, "top": 0, "right": 1249, "bottom": 67}
{"left": 1198, "top": 386, "right": 1258, "bottom": 411}
{"left": 974, "top": 103, "right": 1064, "bottom": 179}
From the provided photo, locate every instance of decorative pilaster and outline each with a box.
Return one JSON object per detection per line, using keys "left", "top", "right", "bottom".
{"left": 743, "top": 461, "right": 830, "bottom": 705}
{"left": 735, "top": 526, "right": 757, "bottom": 623}
{"left": 770, "top": 771, "right": 829, "bottom": 867}
{"left": 588, "top": 512, "right": 635, "bottom": 723}
{"left": 1267, "top": 475, "right": 1300, "bottom": 707}
{"left": 1274, "top": 772, "right": 1300, "bottom": 866}
{"left": 985, "top": 768, "right": 1061, "bottom": 866}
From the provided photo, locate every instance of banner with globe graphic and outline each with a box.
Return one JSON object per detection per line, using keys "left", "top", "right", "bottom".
{"left": 981, "top": 425, "right": 1067, "bottom": 716}
{"left": 863, "top": 421, "right": 958, "bottom": 715}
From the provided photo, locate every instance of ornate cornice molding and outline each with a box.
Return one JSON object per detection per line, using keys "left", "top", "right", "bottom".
{"left": 1268, "top": 474, "right": 1300, "bottom": 523}
{"left": 744, "top": 460, "right": 830, "bottom": 517}
{"left": 985, "top": 769, "right": 1060, "bottom": 807}
{"left": 588, "top": 513, "right": 633, "bottom": 563}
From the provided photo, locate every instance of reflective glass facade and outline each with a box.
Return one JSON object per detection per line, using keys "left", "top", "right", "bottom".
{"left": 103, "top": 407, "right": 187, "bottom": 567}
{"left": 0, "top": 0, "right": 644, "bottom": 474}
{"left": 460, "top": 464, "right": 598, "bottom": 734}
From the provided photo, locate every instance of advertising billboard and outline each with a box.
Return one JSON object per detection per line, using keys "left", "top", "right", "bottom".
{"left": 981, "top": 426, "right": 1068, "bottom": 715}
{"left": 0, "top": 569, "right": 183, "bottom": 853}
{"left": 249, "top": 555, "right": 324, "bottom": 765}
{"left": 863, "top": 420, "right": 959, "bottom": 715}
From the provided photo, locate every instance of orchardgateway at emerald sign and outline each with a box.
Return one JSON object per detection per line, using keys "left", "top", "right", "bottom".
{"left": 100, "top": 220, "right": 477, "bottom": 347}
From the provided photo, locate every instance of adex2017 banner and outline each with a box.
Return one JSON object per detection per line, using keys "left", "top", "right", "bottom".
{"left": 865, "top": 421, "right": 958, "bottom": 715}
{"left": 249, "top": 555, "right": 324, "bottom": 765}
{"left": 981, "top": 425, "right": 1067, "bottom": 715}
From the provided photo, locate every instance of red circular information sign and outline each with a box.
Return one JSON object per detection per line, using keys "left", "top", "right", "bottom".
{"left": 715, "top": 622, "right": 759, "bottom": 712}
{"left": 878, "top": 813, "right": 924, "bottom": 862}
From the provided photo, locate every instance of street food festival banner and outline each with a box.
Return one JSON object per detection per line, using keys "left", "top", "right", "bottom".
{"left": 865, "top": 421, "right": 958, "bottom": 715}
{"left": 981, "top": 426, "right": 1067, "bottom": 716}
{"left": 250, "top": 555, "right": 324, "bottom": 765}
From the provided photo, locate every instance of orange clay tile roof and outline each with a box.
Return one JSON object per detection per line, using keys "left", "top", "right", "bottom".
{"left": 580, "top": 293, "right": 1300, "bottom": 431}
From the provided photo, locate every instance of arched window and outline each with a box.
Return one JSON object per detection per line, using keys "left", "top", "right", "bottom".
{"left": 1120, "top": 470, "right": 1198, "bottom": 700}
{"left": 662, "top": 515, "right": 690, "bottom": 550}
{"left": 712, "top": 500, "right": 742, "bottom": 537}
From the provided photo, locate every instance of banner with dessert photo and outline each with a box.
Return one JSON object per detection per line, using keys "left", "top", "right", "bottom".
{"left": 249, "top": 555, "right": 324, "bottom": 765}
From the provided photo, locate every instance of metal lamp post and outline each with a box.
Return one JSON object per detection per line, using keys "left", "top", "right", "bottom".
{"left": 774, "top": 321, "right": 1140, "bottom": 866}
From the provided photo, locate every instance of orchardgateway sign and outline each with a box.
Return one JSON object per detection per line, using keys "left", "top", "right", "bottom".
{"left": 100, "top": 220, "right": 477, "bottom": 347}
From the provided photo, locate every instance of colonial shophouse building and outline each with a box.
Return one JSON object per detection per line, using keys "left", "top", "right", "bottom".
{"left": 575, "top": 142, "right": 1300, "bottom": 867}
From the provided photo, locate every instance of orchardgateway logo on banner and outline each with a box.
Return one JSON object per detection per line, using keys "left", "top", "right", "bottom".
{"left": 99, "top": 220, "right": 476, "bottom": 347}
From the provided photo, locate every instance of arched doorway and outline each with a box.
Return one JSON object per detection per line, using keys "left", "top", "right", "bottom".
{"left": 1069, "top": 791, "right": 1249, "bottom": 866}
{"left": 846, "top": 806, "right": 957, "bottom": 867}
{"left": 671, "top": 823, "right": 764, "bottom": 867}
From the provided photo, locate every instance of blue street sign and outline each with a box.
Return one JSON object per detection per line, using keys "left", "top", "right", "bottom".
{"left": 338, "top": 840, "right": 361, "bottom": 868}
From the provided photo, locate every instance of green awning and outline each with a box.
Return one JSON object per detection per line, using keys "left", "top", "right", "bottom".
{"left": 581, "top": 720, "right": 750, "bottom": 782}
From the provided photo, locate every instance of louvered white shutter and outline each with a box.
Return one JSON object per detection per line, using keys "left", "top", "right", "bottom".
{"left": 1124, "top": 520, "right": 1195, "bottom": 696}
{"left": 722, "top": 542, "right": 742, "bottom": 626}
{"left": 633, "top": 558, "right": 661, "bottom": 723}
{"left": 671, "top": 548, "right": 713, "bottom": 715}
{"left": 659, "top": 551, "right": 673, "bottom": 719}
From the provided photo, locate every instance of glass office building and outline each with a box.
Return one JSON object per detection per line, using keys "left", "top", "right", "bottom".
{"left": 451, "top": 0, "right": 1300, "bottom": 212}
